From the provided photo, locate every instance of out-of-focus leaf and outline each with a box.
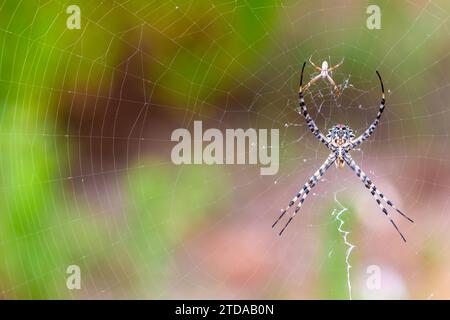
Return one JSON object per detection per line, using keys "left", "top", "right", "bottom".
{"left": 124, "top": 160, "right": 229, "bottom": 295}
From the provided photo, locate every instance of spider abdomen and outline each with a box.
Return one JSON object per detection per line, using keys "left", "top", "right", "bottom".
{"left": 335, "top": 156, "right": 345, "bottom": 169}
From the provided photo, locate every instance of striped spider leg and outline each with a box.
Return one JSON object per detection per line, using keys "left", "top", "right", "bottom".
{"left": 343, "top": 153, "right": 414, "bottom": 242}
{"left": 274, "top": 61, "right": 413, "bottom": 241}
{"left": 304, "top": 56, "right": 344, "bottom": 96}
{"left": 272, "top": 153, "right": 336, "bottom": 235}
{"left": 347, "top": 70, "right": 413, "bottom": 241}
{"left": 350, "top": 71, "right": 385, "bottom": 149}
{"left": 297, "top": 62, "right": 331, "bottom": 149}
{"left": 273, "top": 62, "right": 335, "bottom": 235}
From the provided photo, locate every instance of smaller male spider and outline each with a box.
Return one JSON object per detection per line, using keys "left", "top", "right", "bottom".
{"left": 273, "top": 62, "right": 414, "bottom": 241}
{"left": 304, "top": 56, "right": 344, "bottom": 96}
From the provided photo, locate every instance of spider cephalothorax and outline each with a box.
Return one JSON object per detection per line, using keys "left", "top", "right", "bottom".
{"left": 327, "top": 124, "right": 355, "bottom": 146}
{"left": 273, "top": 61, "right": 414, "bottom": 242}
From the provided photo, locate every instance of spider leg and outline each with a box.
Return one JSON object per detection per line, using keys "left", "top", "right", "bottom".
{"left": 343, "top": 154, "right": 411, "bottom": 242}
{"left": 328, "top": 58, "right": 344, "bottom": 72}
{"left": 326, "top": 75, "right": 341, "bottom": 97}
{"left": 303, "top": 74, "right": 321, "bottom": 92}
{"left": 371, "top": 190, "right": 407, "bottom": 242}
{"left": 344, "top": 153, "right": 413, "bottom": 222}
{"left": 308, "top": 56, "right": 322, "bottom": 71}
{"left": 371, "top": 186, "right": 413, "bottom": 222}
{"left": 274, "top": 153, "right": 336, "bottom": 235}
{"left": 351, "top": 71, "right": 385, "bottom": 149}
{"left": 298, "top": 62, "right": 332, "bottom": 150}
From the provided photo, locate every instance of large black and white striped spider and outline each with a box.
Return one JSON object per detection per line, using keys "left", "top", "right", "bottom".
{"left": 273, "top": 62, "right": 414, "bottom": 242}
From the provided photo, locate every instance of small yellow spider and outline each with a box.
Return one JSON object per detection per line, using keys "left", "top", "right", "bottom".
{"left": 303, "top": 56, "right": 344, "bottom": 96}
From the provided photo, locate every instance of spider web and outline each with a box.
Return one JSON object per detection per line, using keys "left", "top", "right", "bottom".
{"left": 1, "top": 0, "right": 450, "bottom": 299}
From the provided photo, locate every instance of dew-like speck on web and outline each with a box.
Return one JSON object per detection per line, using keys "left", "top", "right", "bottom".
{"left": 343, "top": 78, "right": 350, "bottom": 88}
